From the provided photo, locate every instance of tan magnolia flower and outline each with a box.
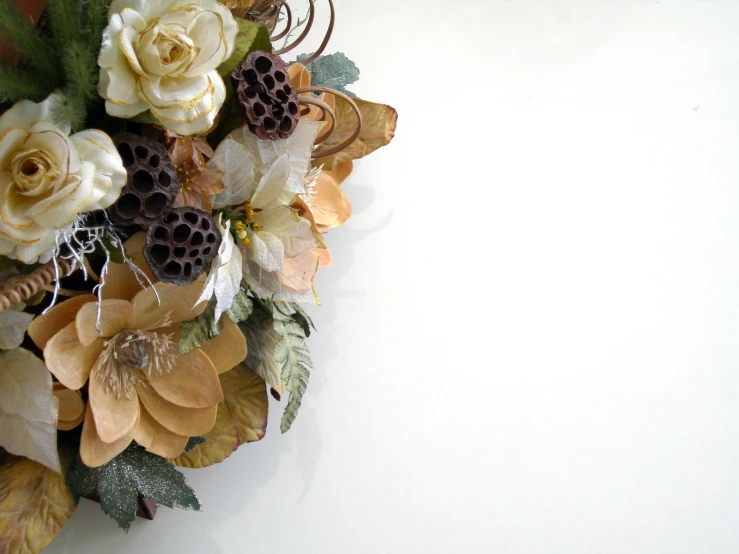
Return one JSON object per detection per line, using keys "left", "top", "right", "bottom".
{"left": 0, "top": 96, "right": 127, "bottom": 263}
{"left": 168, "top": 135, "right": 224, "bottom": 210}
{"left": 98, "top": 0, "right": 238, "bottom": 135}
{"left": 27, "top": 233, "right": 247, "bottom": 466}
{"left": 53, "top": 383, "right": 85, "bottom": 431}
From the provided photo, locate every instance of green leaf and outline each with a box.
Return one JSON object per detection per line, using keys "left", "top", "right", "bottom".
{"left": 227, "top": 290, "right": 253, "bottom": 324}
{"left": 296, "top": 52, "right": 360, "bottom": 97}
{"left": 217, "top": 19, "right": 272, "bottom": 77}
{"left": 238, "top": 301, "right": 285, "bottom": 394}
{"left": 0, "top": 255, "right": 19, "bottom": 272}
{"left": 67, "top": 445, "right": 201, "bottom": 531}
{"left": 179, "top": 298, "right": 223, "bottom": 355}
{"left": 0, "top": 65, "right": 50, "bottom": 102}
{"left": 270, "top": 301, "right": 313, "bottom": 433}
{"left": 130, "top": 110, "right": 160, "bottom": 125}
{"left": 184, "top": 437, "right": 206, "bottom": 452}
{"left": 289, "top": 302, "right": 315, "bottom": 338}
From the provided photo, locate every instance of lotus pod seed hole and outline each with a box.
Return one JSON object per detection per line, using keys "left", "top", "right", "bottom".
{"left": 255, "top": 56, "right": 272, "bottom": 74}
{"left": 163, "top": 261, "right": 181, "bottom": 278}
{"left": 153, "top": 227, "right": 169, "bottom": 241}
{"left": 253, "top": 102, "right": 266, "bottom": 117}
{"left": 118, "top": 144, "right": 134, "bottom": 168}
{"left": 173, "top": 224, "right": 191, "bottom": 244}
{"left": 275, "top": 71, "right": 286, "bottom": 83}
{"left": 116, "top": 194, "right": 141, "bottom": 218}
{"left": 191, "top": 231, "right": 204, "bottom": 247}
{"left": 144, "top": 193, "right": 168, "bottom": 217}
{"left": 173, "top": 247, "right": 186, "bottom": 258}
{"left": 135, "top": 146, "right": 148, "bottom": 158}
{"left": 149, "top": 155, "right": 160, "bottom": 168}
{"left": 158, "top": 171, "right": 171, "bottom": 187}
{"left": 132, "top": 170, "right": 154, "bottom": 194}
{"left": 150, "top": 244, "right": 170, "bottom": 265}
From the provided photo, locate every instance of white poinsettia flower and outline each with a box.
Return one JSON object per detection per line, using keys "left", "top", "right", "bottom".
{"left": 196, "top": 213, "right": 243, "bottom": 322}
{"left": 0, "top": 302, "right": 33, "bottom": 351}
{"left": 208, "top": 119, "right": 324, "bottom": 209}
{"left": 0, "top": 96, "right": 127, "bottom": 263}
{"left": 98, "top": 0, "right": 238, "bottom": 135}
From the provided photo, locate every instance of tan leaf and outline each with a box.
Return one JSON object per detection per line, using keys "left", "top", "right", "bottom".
{"left": 0, "top": 454, "right": 76, "bottom": 554}
{"left": 316, "top": 97, "right": 398, "bottom": 163}
{"left": 171, "top": 365, "right": 268, "bottom": 468}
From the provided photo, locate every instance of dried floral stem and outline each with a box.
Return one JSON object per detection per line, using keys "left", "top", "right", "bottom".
{"left": 298, "top": 95, "right": 335, "bottom": 144}
{"left": 272, "top": 0, "right": 314, "bottom": 56}
{"left": 296, "top": 0, "right": 335, "bottom": 65}
{"left": 296, "top": 86, "right": 363, "bottom": 159}
{"left": 0, "top": 258, "right": 76, "bottom": 311}
{"left": 268, "top": 0, "right": 292, "bottom": 41}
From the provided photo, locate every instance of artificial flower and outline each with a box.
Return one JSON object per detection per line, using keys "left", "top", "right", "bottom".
{"left": 0, "top": 348, "right": 60, "bottom": 472}
{"left": 27, "top": 233, "right": 247, "bottom": 467}
{"left": 98, "top": 0, "right": 238, "bottom": 135}
{"left": 208, "top": 119, "right": 324, "bottom": 209}
{"left": 196, "top": 214, "right": 242, "bottom": 322}
{"left": 168, "top": 134, "right": 224, "bottom": 210}
{"left": 53, "top": 382, "right": 85, "bottom": 431}
{"left": 0, "top": 96, "right": 127, "bottom": 263}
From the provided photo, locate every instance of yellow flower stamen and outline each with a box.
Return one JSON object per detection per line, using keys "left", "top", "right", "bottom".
{"left": 241, "top": 236, "right": 252, "bottom": 247}
{"left": 251, "top": 223, "right": 264, "bottom": 233}
{"left": 244, "top": 202, "right": 257, "bottom": 223}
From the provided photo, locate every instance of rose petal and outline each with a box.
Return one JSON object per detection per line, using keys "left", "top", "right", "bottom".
{"left": 198, "top": 318, "right": 247, "bottom": 375}
{"left": 28, "top": 294, "right": 97, "bottom": 350}
{"left": 136, "top": 383, "right": 217, "bottom": 436}
{"left": 75, "top": 299, "right": 131, "bottom": 346}
{"left": 80, "top": 402, "right": 137, "bottom": 467}
{"left": 44, "top": 322, "right": 103, "bottom": 390}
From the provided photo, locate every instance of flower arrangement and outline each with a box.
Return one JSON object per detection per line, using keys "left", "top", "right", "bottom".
{"left": 0, "top": 0, "right": 396, "bottom": 550}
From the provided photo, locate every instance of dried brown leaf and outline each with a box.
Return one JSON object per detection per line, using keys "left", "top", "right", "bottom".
{"left": 171, "top": 365, "right": 268, "bottom": 468}
{"left": 0, "top": 454, "right": 76, "bottom": 554}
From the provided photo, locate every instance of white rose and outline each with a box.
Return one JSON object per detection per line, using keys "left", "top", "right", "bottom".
{"left": 0, "top": 97, "right": 127, "bottom": 264}
{"left": 98, "top": 0, "right": 238, "bottom": 135}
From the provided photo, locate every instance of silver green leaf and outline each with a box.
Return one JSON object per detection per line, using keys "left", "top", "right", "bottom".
{"left": 296, "top": 52, "right": 359, "bottom": 97}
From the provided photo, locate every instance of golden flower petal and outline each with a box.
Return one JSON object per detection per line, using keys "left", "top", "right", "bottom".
{"left": 130, "top": 275, "right": 207, "bottom": 329}
{"left": 88, "top": 368, "right": 140, "bottom": 443}
{"left": 75, "top": 298, "right": 131, "bottom": 346}
{"left": 193, "top": 169, "right": 225, "bottom": 196}
{"left": 288, "top": 63, "right": 311, "bottom": 90}
{"left": 27, "top": 294, "right": 97, "bottom": 350}
{"left": 101, "top": 232, "right": 157, "bottom": 302}
{"left": 311, "top": 172, "right": 353, "bottom": 228}
{"left": 317, "top": 247, "right": 332, "bottom": 267}
{"left": 134, "top": 405, "right": 189, "bottom": 459}
{"left": 198, "top": 318, "right": 247, "bottom": 375}
{"left": 44, "top": 322, "right": 104, "bottom": 390}
{"left": 53, "top": 383, "right": 85, "bottom": 431}
{"left": 136, "top": 383, "right": 217, "bottom": 437}
{"left": 149, "top": 349, "right": 223, "bottom": 408}
{"left": 80, "top": 402, "right": 137, "bottom": 468}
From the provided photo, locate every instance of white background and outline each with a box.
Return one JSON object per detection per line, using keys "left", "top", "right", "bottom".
{"left": 47, "top": 0, "right": 739, "bottom": 552}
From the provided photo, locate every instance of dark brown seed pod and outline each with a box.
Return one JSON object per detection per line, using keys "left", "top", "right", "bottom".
{"left": 108, "top": 133, "right": 179, "bottom": 226}
{"left": 143, "top": 207, "right": 221, "bottom": 286}
{"left": 231, "top": 50, "right": 300, "bottom": 141}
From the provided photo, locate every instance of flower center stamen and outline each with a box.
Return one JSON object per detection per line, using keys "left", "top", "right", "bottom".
{"left": 94, "top": 323, "right": 178, "bottom": 400}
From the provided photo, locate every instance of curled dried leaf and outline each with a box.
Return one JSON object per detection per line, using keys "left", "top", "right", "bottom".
{"left": 315, "top": 97, "right": 397, "bottom": 163}
{"left": 0, "top": 454, "right": 77, "bottom": 554}
{"left": 171, "top": 365, "right": 268, "bottom": 468}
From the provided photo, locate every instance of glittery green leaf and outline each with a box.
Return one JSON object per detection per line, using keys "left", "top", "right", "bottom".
{"left": 227, "top": 290, "right": 253, "bottom": 324}
{"left": 67, "top": 445, "right": 201, "bottom": 532}
{"left": 179, "top": 298, "right": 223, "bottom": 355}
{"left": 289, "top": 302, "right": 315, "bottom": 338}
{"left": 184, "top": 437, "right": 206, "bottom": 452}
{"left": 296, "top": 52, "right": 359, "bottom": 97}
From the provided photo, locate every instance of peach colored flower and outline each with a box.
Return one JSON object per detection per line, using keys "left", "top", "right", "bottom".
{"left": 168, "top": 135, "right": 224, "bottom": 210}
{"left": 27, "top": 233, "right": 247, "bottom": 466}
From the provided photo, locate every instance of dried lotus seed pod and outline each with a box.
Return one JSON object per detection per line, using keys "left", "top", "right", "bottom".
{"left": 232, "top": 50, "right": 300, "bottom": 141}
{"left": 144, "top": 207, "right": 221, "bottom": 286}
{"left": 108, "top": 133, "right": 179, "bottom": 226}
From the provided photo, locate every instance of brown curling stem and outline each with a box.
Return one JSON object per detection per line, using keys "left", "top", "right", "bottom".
{"left": 296, "top": 86, "right": 363, "bottom": 159}
{"left": 0, "top": 258, "right": 77, "bottom": 312}
{"left": 297, "top": 96, "right": 336, "bottom": 144}
{"left": 269, "top": 0, "right": 293, "bottom": 41}
{"left": 273, "top": 0, "right": 315, "bottom": 55}
{"left": 296, "top": 0, "right": 335, "bottom": 65}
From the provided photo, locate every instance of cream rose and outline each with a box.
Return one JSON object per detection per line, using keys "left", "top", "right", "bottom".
{"left": 0, "top": 97, "right": 127, "bottom": 264}
{"left": 98, "top": 0, "right": 238, "bottom": 135}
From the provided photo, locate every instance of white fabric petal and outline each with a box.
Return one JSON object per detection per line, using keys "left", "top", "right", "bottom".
{"left": 254, "top": 206, "right": 318, "bottom": 258}
{"left": 69, "top": 130, "right": 127, "bottom": 210}
{"left": 208, "top": 138, "right": 257, "bottom": 209}
{"left": 251, "top": 152, "right": 291, "bottom": 209}
{"left": 249, "top": 231, "right": 285, "bottom": 273}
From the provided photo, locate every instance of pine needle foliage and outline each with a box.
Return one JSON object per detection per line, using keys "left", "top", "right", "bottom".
{"left": 0, "top": 65, "right": 49, "bottom": 101}
{"left": 62, "top": 40, "right": 98, "bottom": 100}
{"left": 0, "top": 0, "right": 62, "bottom": 80}
{"left": 270, "top": 301, "right": 313, "bottom": 433}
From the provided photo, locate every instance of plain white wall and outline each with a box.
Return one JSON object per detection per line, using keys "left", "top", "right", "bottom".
{"left": 48, "top": 1, "right": 739, "bottom": 552}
